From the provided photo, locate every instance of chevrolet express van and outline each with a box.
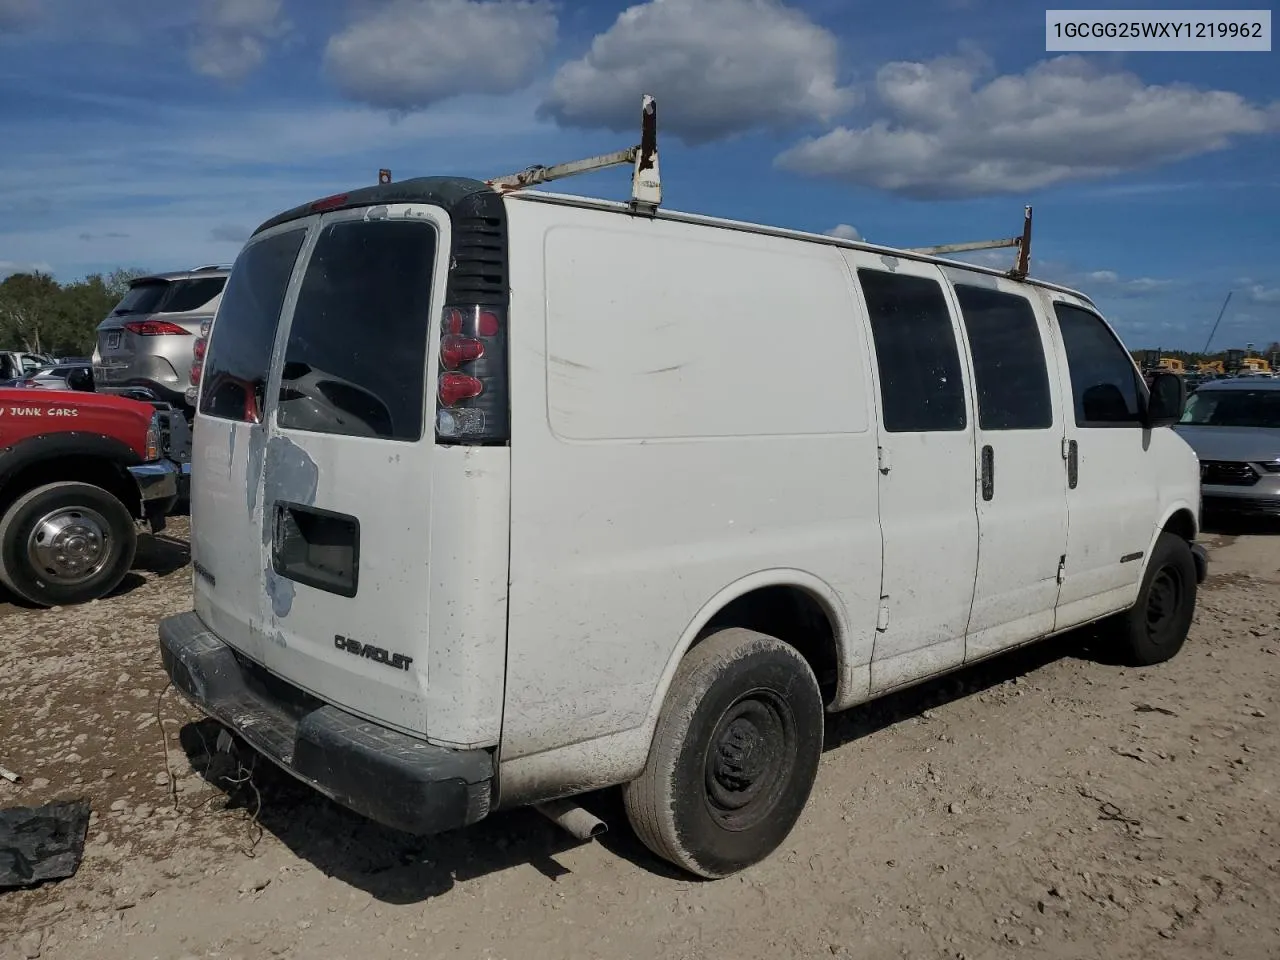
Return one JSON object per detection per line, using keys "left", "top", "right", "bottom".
{"left": 160, "top": 143, "right": 1204, "bottom": 879}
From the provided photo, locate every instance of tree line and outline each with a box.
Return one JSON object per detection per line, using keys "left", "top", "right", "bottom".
{"left": 0, "top": 269, "right": 146, "bottom": 357}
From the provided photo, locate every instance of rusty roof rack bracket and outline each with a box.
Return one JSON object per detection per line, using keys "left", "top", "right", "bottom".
{"left": 486, "top": 95, "right": 661, "bottom": 217}
{"left": 904, "top": 205, "right": 1033, "bottom": 279}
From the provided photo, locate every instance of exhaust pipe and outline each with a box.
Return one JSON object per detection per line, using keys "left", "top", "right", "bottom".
{"left": 534, "top": 798, "right": 607, "bottom": 841}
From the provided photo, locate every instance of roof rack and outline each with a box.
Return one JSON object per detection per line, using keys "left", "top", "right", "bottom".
{"left": 904, "top": 206, "right": 1033, "bottom": 280}
{"left": 189, "top": 264, "right": 232, "bottom": 272}
{"left": 486, "top": 94, "right": 661, "bottom": 216}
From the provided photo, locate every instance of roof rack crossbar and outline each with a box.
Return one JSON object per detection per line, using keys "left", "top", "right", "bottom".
{"left": 486, "top": 95, "right": 661, "bottom": 216}
{"left": 904, "top": 205, "right": 1033, "bottom": 280}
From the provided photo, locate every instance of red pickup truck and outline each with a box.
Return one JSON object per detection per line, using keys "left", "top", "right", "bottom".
{"left": 0, "top": 389, "right": 187, "bottom": 607}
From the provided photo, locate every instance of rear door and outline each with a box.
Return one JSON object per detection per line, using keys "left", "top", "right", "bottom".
{"left": 843, "top": 255, "right": 979, "bottom": 693}
{"left": 255, "top": 206, "right": 449, "bottom": 736}
{"left": 191, "top": 223, "right": 312, "bottom": 665}
{"left": 949, "top": 278, "right": 1068, "bottom": 660}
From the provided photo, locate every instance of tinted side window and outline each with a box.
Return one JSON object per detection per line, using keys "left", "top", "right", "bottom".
{"left": 162, "top": 277, "right": 226, "bottom": 313}
{"left": 1054, "top": 303, "right": 1143, "bottom": 426}
{"left": 859, "top": 269, "right": 966, "bottom": 432}
{"left": 276, "top": 219, "right": 436, "bottom": 441}
{"left": 955, "top": 284, "right": 1053, "bottom": 430}
{"left": 199, "top": 229, "right": 306, "bottom": 423}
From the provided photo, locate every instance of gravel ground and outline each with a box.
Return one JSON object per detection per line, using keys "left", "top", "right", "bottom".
{"left": 2, "top": 518, "right": 1279, "bottom": 960}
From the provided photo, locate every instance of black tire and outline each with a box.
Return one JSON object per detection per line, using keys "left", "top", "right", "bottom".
{"left": 623, "top": 627, "right": 825, "bottom": 879}
{"left": 0, "top": 482, "right": 138, "bottom": 607}
{"left": 1113, "top": 532, "right": 1197, "bottom": 666}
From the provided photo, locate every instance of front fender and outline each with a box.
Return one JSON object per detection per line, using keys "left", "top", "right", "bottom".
{"left": 0, "top": 432, "right": 142, "bottom": 490}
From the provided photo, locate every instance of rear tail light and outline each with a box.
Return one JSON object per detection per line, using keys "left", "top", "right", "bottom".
{"left": 123, "top": 319, "right": 191, "bottom": 336}
{"left": 435, "top": 304, "right": 508, "bottom": 443}
{"left": 188, "top": 319, "right": 212, "bottom": 400}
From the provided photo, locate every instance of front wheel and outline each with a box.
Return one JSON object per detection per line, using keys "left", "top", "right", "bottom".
{"left": 1111, "top": 532, "right": 1198, "bottom": 666}
{"left": 0, "top": 482, "right": 138, "bottom": 607}
{"left": 623, "top": 627, "right": 825, "bottom": 879}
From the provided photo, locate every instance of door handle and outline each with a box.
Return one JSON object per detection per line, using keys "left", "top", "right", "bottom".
{"left": 1067, "top": 439, "right": 1078, "bottom": 489}
{"left": 981, "top": 444, "right": 994, "bottom": 501}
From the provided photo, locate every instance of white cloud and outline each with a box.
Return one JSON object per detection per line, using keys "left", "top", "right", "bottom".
{"left": 776, "top": 52, "right": 1279, "bottom": 198}
{"left": 540, "top": 0, "right": 856, "bottom": 144}
{"left": 823, "top": 223, "right": 861, "bottom": 240}
{"left": 189, "top": 0, "right": 289, "bottom": 82}
{"left": 325, "top": 0, "right": 557, "bottom": 111}
{"left": 1249, "top": 284, "right": 1280, "bottom": 304}
{"left": 1086, "top": 269, "right": 1119, "bottom": 283}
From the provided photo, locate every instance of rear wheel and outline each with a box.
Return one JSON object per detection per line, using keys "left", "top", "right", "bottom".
{"left": 0, "top": 482, "right": 138, "bottom": 607}
{"left": 1112, "top": 532, "right": 1197, "bottom": 666}
{"left": 623, "top": 627, "right": 824, "bottom": 879}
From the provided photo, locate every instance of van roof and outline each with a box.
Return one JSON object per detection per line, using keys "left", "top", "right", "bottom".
{"left": 251, "top": 175, "right": 1096, "bottom": 307}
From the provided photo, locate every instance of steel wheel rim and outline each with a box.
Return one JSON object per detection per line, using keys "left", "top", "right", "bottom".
{"left": 1145, "top": 565, "right": 1184, "bottom": 644}
{"left": 702, "top": 688, "right": 797, "bottom": 832}
{"left": 26, "top": 505, "right": 114, "bottom": 585}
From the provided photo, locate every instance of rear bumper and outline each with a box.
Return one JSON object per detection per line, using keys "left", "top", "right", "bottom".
{"left": 158, "top": 612, "right": 493, "bottom": 836}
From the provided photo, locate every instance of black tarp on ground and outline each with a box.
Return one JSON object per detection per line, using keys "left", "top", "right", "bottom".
{"left": 0, "top": 800, "right": 91, "bottom": 889}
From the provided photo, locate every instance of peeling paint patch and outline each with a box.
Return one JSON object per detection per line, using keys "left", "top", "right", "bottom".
{"left": 259, "top": 435, "right": 320, "bottom": 619}
{"left": 878, "top": 255, "right": 900, "bottom": 272}
{"left": 364, "top": 205, "right": 389, "bottom": 220}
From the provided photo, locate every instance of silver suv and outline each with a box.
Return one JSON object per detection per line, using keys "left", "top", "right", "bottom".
{"left": 92, "top": 266, "right": 229, "bottom": 408}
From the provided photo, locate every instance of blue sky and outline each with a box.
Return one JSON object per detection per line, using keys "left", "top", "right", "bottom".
{"left": 0, "top": 0, "right": 1276, "bottom": 350}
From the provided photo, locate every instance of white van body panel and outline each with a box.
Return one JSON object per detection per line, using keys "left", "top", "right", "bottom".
{"left": 837, "top": 250, "right": 979, "bottom": 694}
{"left": 944, "top": 268, "right": 1070, "bottom": 663}
{"left": 499, "top": 199, "right": 883, "bottom": 796}
{"left": 192, "top": 203, "right": 511, "bottom": 747}
{"left": 1037, "top": 289, "right": 1167, "bottom": 629}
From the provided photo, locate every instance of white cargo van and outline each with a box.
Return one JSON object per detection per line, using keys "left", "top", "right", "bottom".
{"left": 161, "top": 102, "right": 1205, "bottom": 879}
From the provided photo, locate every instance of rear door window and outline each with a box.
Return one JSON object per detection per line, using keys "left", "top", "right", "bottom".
{"left": 162, "top": 277, "right": 226, "bottom": 313}
{"left": 199, "top": 229, "right": 307, "bottom": 423}
{"left": 954, "top": 284, "right": 1053, "bottom": 430}
{"left": 858, "top": 268, "right": 967, "bottom": 433}
{"left": 276, "top": 219, "right": 437, "bottom": 441}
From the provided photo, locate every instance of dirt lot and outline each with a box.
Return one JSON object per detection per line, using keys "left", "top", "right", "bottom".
{"left": 2, "top": 519, "right": 1279, "bottom": 960}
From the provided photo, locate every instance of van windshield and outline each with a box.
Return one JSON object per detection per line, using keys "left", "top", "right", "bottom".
{"left": 1179, "top": 389, "right": 1280, "bottom": 428}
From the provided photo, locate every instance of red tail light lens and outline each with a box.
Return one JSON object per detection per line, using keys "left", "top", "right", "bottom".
{"left": 124, "top": 320, "right": 191, "bottom": 336}
{"left": 310, "top": 193, "right": 349, "bottom": 212}
{"left": 440, "top": 335, "right": 484, "bottom": 369}
{"left": 438, "top": 372, "right": 484, "bottom": 406}
{"left": 190, "top": 330, "right": 208, "bottom": 391}
{"left": 435, "top": 303, "right": 507, "bottom": 443}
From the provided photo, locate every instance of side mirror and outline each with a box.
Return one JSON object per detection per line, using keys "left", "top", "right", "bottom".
{"left": 1144, "top": 372, "right": 1186, "bottom": 428}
